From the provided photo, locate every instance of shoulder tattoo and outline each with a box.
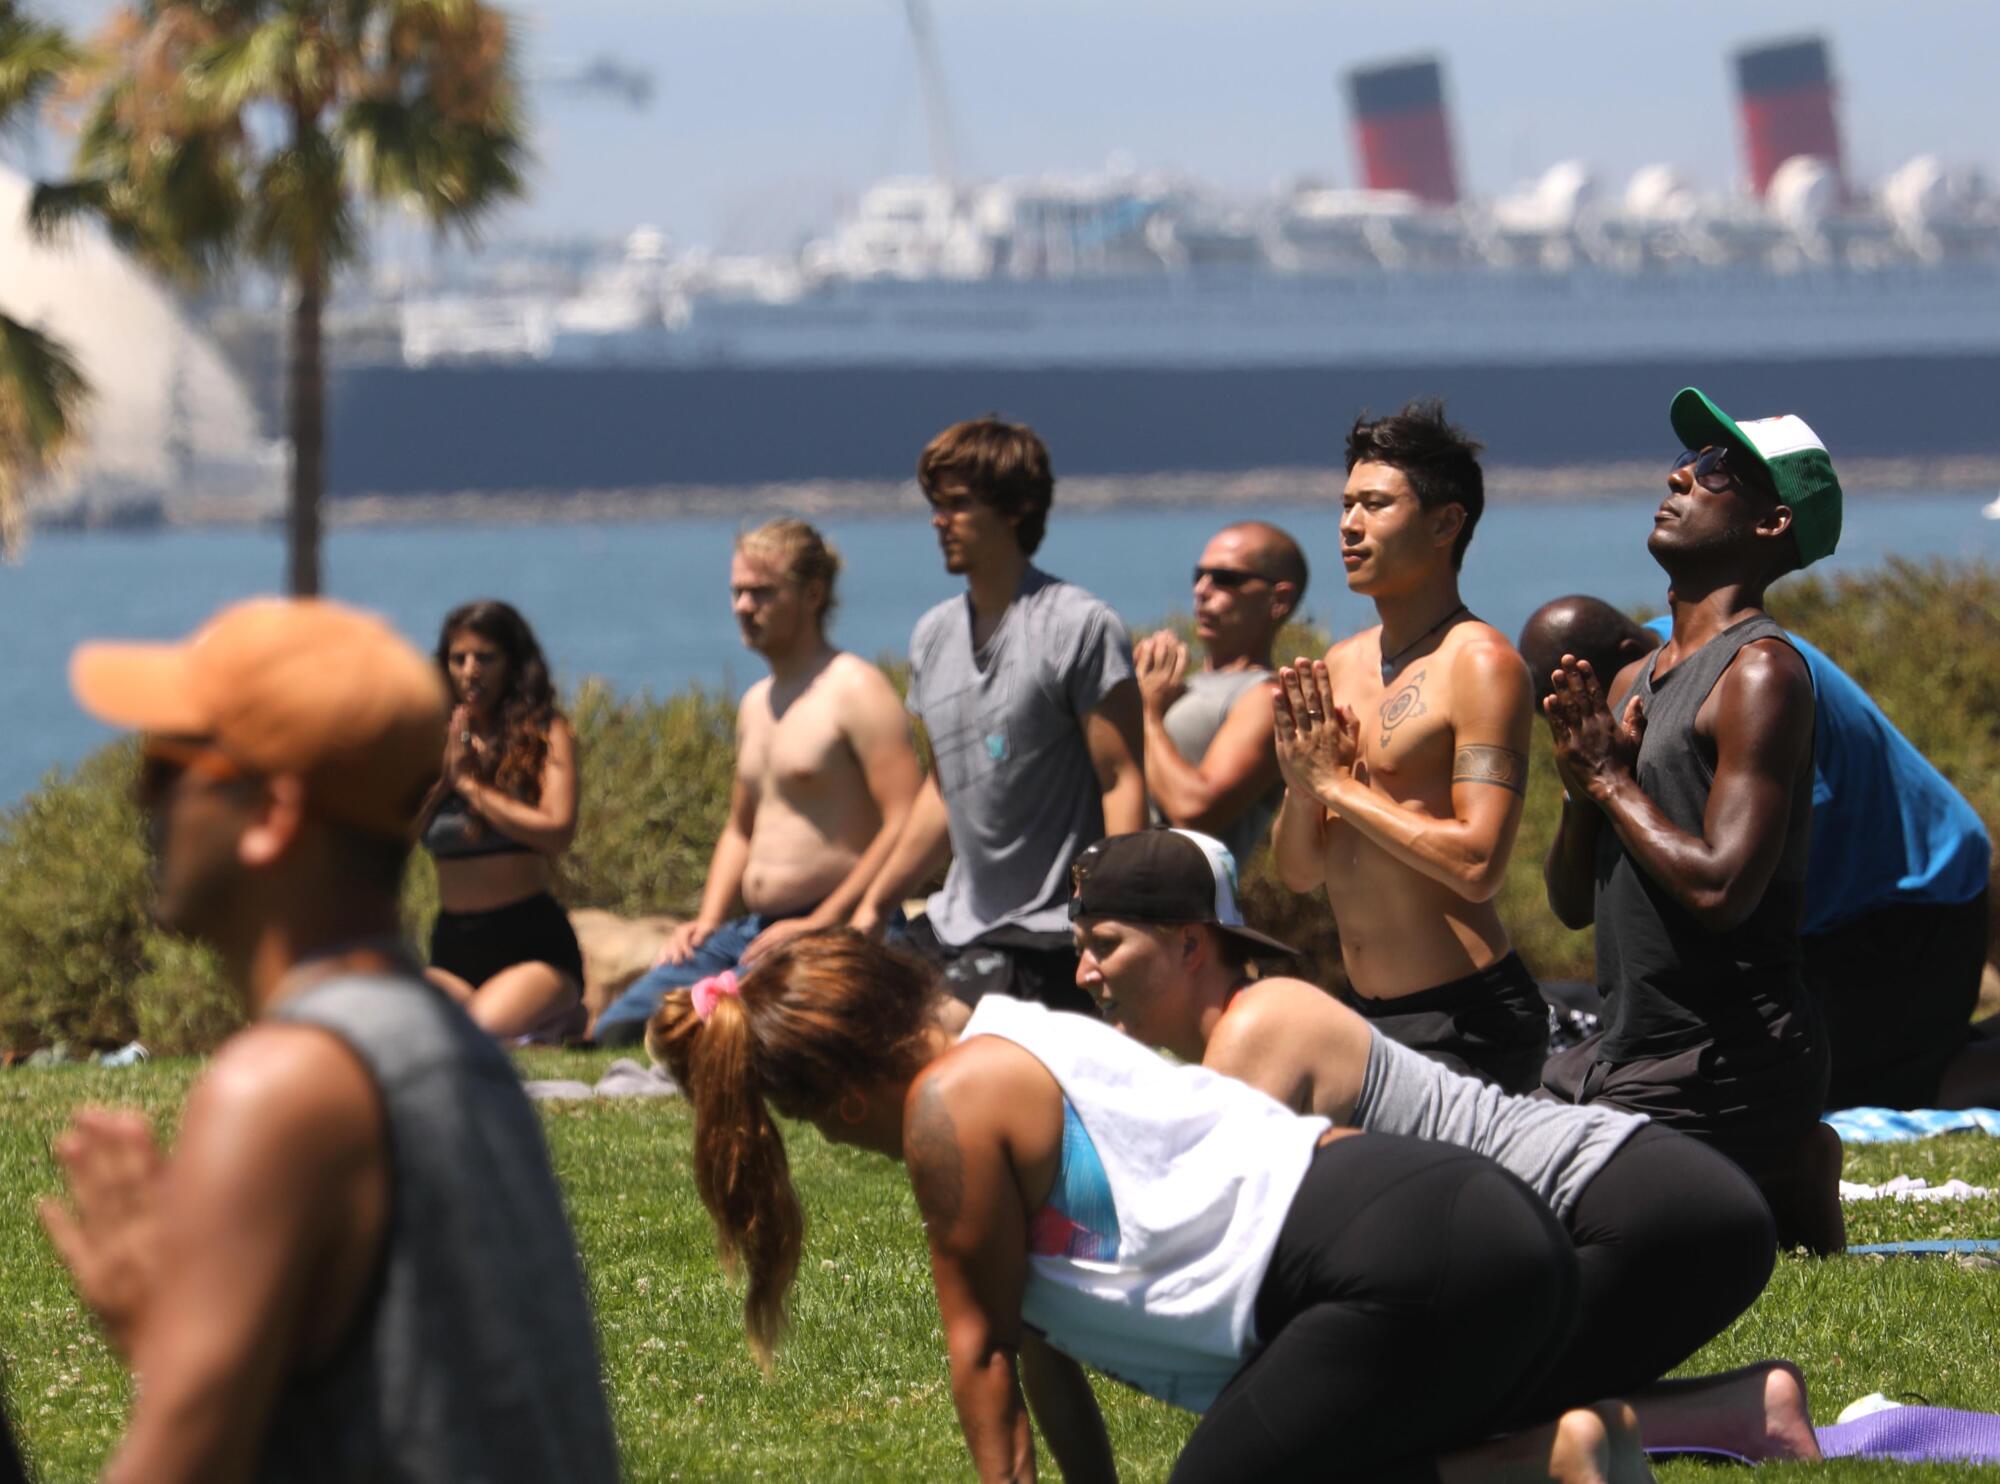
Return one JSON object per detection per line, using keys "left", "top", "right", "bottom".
{"left": 905, "top": 1078, "right": 966, "bottom": 1238}
{"left": 1452, "top": 745, "right": 1528, "bottom": 795}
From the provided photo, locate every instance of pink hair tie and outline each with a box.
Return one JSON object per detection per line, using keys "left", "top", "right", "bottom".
{"left": 690, "top": 969, "right": 741, "bottom": 1023}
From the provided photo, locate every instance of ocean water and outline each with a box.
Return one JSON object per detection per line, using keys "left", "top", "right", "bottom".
{"left": 5, "top": 491, "right": 1996, "bottom": 805}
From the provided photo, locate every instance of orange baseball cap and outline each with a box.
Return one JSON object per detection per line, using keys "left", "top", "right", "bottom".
{"left": 70, "top": 598, "right": 449, "bottom": 840}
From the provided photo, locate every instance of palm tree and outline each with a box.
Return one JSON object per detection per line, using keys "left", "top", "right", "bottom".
{"left": 37, "top": 0, "right": 526, "bottom": 594}
{"left": 0, "top": 1, "right": 84, "bottom": 558}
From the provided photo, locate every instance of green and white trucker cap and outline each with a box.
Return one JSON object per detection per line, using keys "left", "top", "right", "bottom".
{"left": 1669, "top": 387, "right": 1842, "bottom": 567}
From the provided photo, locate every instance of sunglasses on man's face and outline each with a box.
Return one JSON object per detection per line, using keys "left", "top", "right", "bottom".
{"left": 1673, "top": 445, "right": 1772, "bottom": 499}
{"left": 1192, "top": 565, "right": 1270, "bottom": 591}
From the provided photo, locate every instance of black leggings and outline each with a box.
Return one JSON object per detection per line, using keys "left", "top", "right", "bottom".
{"left": 1171, "top": 1134, "right": 1579, "bottom": 1484}
{"left": 1505, "top": 1124, "right": 1776, "bottom": 1424}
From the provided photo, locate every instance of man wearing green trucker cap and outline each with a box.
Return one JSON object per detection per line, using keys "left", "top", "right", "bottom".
{"left": 1536, "top": 388, "right": 1844, "bottom": 1255}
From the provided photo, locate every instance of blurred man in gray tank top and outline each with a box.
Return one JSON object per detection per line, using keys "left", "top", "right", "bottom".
{"left": 1540, "top": 387, "right": 1844, "bottom": 1254}
{"left": 1134, "top": 522, "right": 1306, "bottom": 870}
{"left": 41, "top": 599, "right": 618, "bottom": 1483}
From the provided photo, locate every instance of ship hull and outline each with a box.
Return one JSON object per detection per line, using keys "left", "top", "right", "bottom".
{"left": 327, "top": 351, "right": 2000, "bottom": 495}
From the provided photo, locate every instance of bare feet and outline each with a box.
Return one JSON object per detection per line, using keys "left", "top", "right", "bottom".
{"left": 1438, "top": 1403, "right": 1652, "bottom": 1484}
{"left": 1550, "top": 1403, "right": 1653, "bottom": 1484}
{"left": 1628, "top": 1359, "right": 1822, "bottom": 1463}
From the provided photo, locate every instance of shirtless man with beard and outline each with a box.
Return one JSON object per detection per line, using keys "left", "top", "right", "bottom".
{"left": 592, "top": 520, "right": 921, "bottom": 1045}
{"left": 1271, "top": 400, "right": 1547, "bottom": 1091}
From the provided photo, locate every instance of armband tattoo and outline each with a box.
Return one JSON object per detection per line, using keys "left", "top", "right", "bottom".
{"left": 1453, "top": 745, "right": 1528, "bottom": 795}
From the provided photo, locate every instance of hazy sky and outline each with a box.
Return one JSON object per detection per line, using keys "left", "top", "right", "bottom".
{"left": 25, "top": 1, "right": 2000, "bottom": 250}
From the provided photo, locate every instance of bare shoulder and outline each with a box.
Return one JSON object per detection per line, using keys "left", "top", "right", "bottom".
{"left": 1218, "top": 978, "right": 1352, "bottom": 1049}
{"left": 1318, "top": 628, "right": 1376, "bottom": 692}
{"left": 826, "top": 651, "right": 904, "bottom": 710}
{"left": 1715, "top": 635, "right": 1814, "bottom": 727}
{"left": 916, "top": 1033, "right": 1056, "bottom": 1120}
{"left": 1320, "top": 627, "right": 1374, "bottom": 669}
{"left": 184, "top": 1024, "right": 383, "bottom": 1170}
{"left": 736, "top": 675, "right": 775, "bottom": 729}
{"left": 1448, "top": 625, "right": 1531, "bottom": 691}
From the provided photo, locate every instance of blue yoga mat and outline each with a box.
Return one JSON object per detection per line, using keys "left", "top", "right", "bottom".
{"left": 1824, "top": 1107, "right": 2000, "bottom": 1143}
{"left": 1847, "top": 1239, "right": 2000, "bottom": 1255}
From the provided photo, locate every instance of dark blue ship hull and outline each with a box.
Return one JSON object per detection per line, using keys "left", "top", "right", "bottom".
{"left": 326, "top": 352, "right": 2000, "bottom": 496}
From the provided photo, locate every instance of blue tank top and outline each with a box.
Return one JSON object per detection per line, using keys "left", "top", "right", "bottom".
{"left": 1029, "top": 1101, "right": 1119, "bottom": 1262}
{"left": 1646, "top": 618, "right": 1989, "bottom": 930}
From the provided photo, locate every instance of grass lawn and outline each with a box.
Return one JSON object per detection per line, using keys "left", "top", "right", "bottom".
{"left": 4, "top": 1049, "right": 1999, "bottom": 1482}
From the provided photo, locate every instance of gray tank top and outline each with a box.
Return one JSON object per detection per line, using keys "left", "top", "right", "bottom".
{"left": 1594, "top": 615, "right": 1816, "bottom": 1062}
{"left": 1155, "top": 668, "right": 1280, "bottom": 868}
{"left": 1354, "top": 1028, "right": 1644, "bottom": 1218}
{"left": 262, "top": 973, "right": 618, "bottom": 1483}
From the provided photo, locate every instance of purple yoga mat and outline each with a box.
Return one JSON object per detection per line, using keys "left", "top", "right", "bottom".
{"left": 1646, "top": 1407, "right": 2000, "bottom": 1466}
{"left": 1814, "top": 1407, "right": 2000, "bottom": 1464}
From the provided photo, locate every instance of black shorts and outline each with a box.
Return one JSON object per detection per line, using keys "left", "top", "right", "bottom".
{"left": 898, "top": 916, "right": 1097, "bottom": 1017}
{"left": 429, "top": 891, "right": 586, "bottom": 991}
{"left": 1343, "top": 950, "right": 1549, "bottom": 1093}
{"left": 1541, "top": 1012, "right": 1829, "bottom": 1186}
{"left": 1806, "top": 894, "right": 1990, "bottom": 1111}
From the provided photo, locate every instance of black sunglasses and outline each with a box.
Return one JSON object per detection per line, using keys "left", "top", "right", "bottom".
{"left": 1192, "top": 565, "right": 1270, "bottom": 591}
{"left": 1673, "top": 446, "right": 1773, "bottom": 499}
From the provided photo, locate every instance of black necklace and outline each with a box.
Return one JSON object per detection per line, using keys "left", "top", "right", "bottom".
{"left": 1380, "top": 603, "right": 1469, "bottom": 682}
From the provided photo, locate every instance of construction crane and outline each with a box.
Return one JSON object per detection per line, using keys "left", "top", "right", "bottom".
{"left": 902, "top": 0, "right": 957, "bottom": 187}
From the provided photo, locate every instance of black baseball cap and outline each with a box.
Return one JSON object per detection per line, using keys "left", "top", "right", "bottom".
{"left": 1069, "top": 829, "right": 1298, "bottom": 959}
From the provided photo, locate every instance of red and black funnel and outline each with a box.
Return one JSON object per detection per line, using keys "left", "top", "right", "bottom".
{"left": 1344, "top": 57, "right": 1460, "bottom": 207}
{"left": 1734, "top": 36, "right": 1844, "bottom": 198}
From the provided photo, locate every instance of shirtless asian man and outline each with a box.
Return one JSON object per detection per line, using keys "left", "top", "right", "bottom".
{"left": 592, "top": 520, "right": 921, "bottom": 1045}
{"left": 1271, "top": 400, "right": 1546, "bottom": 1091}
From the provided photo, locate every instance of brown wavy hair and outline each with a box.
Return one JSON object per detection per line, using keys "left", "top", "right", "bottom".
{"left": 646, "top": 930, "right": 944, "bottom": 1370}
{"left": 433, "top": 599, "right": 561, "bottom": 803}
{"left": 918, "top": 417, "right": 1055, "bottom": 555}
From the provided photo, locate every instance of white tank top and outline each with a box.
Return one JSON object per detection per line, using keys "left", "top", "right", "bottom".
{"left": 961, "top": 996, "right": 1330, "bottom": 1411}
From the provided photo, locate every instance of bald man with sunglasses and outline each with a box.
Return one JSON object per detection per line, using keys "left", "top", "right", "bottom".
{"left": 1133, "top": 522, "right": 1307, "bottom": 870}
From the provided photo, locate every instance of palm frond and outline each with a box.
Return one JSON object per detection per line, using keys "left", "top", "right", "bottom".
{"left": 0, "top": 311, "right": 90, "bottom": 560}
{"left": 0, "top": 310, "right": 86, "bottom": 458}
{"left": 0, "top": 6, "right": 78, "bottom": 131}
{"left": 185, "top": 16, "right": 302, "bottom": 115}
{"left": 248, "top": 127, "right": 355, "bottom": 271}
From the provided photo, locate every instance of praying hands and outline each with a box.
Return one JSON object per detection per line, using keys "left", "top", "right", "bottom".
{"left": 1542, "top": 654, "right": 1646, "bottom": 802}
{"left": 1272, "top": 657, "right": 1362, "bottom": 810}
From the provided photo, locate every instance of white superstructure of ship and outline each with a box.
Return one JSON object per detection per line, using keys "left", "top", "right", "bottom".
{"left": 392, "top": 37, "right": 2000, "bottom": 373}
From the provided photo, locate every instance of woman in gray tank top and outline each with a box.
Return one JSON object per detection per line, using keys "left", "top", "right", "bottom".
{"left": 1067, "top": 827, "right": 1822, "bottom": 1464}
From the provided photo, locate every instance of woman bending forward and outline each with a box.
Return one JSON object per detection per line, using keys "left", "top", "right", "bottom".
{"left": 653, "top": 930, "right": 1654, "bottom": 1483}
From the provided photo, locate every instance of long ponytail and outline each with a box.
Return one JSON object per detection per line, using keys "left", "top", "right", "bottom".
{"left": 645, "top": 930, "right": 944, "bottom": 1371}
{"left": 651, "top": 988, "right": 801, "bottom": 1371}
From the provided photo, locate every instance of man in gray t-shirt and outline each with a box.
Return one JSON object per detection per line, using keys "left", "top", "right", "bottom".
{"left": 854, "top": 418, "right": 1145, "bottom": 1013}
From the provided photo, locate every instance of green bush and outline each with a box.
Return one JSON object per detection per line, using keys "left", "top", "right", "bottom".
{"left": 2, "top": 564, "right": 1992, "bottom": 1053}
{"left": 0, "top": 744, "right": 242, "bottom": 1055}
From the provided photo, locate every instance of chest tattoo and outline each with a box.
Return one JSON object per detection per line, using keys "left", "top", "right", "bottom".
{"left": 1378, "top": 669, "right": 1427, "bottom": 748}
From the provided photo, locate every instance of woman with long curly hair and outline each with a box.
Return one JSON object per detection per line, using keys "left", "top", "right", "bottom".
{"left": 651, "top": 930, "right": 1652, "bottom": 1484}
{"left": 420, "top": 600, "right": 586, "bottom": 1041}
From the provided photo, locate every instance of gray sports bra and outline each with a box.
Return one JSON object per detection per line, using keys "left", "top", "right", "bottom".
{"left": 422, "top": 791, "right": 533, "bottom": 860}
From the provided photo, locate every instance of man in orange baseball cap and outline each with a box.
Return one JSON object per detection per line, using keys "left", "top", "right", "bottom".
{"left": 41, "top": 599, "right": 617, "bottom": 1484}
